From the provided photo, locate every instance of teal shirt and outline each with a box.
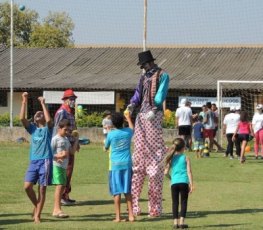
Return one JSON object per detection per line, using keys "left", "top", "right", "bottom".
{"left": 170, "top": 154, "right": 189, "bottom": 186}
{"left": 26, "top": 123, "right": 53, "bottom": 160}
{"left": 104, "top": 128, "right": 133, "bottom": 171}
{"left": 154, "top": 72, "right": 170, "bottom": 109}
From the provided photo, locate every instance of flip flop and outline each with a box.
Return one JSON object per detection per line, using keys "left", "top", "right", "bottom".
{"left": 52, "top": 212, "right": 69, "bottom": 218}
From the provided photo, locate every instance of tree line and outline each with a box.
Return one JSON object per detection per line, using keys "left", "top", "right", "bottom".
{"left": 0, "top": 2, "right": 74, "bottom": 48}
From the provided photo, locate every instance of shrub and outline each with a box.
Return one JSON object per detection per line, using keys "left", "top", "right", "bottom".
{"left": 76, "top": 112, "right": 103, "bottom": 127}
{"left": 0, "top": 113, "right": 22, "bottom": 127}
{"left": 162, "top": 109, "right": 176, "bottom": 129}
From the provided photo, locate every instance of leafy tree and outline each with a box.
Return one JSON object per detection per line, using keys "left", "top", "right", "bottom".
{"left": 0, "top": 3, "right": 74, "bottom": 48}
{"left": 30, "top": 12, "right": 74, "bottom": 47}
{"left": 0, "top": 2, "right": 39, "bottom": 47}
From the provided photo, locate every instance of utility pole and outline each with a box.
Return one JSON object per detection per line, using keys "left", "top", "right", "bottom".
{"left": 143, "top": 0, "right": 147, "bottom": 51}
{"left": 10, "top": 0, "right": 14, "bottom": 128}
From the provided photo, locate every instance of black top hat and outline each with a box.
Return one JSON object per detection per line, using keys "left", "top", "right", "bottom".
{"left": 137, "top": 50, "right": 156, "bottom": 65}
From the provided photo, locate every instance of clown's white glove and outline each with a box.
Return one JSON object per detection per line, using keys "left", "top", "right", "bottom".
{"left": 145, "top": 110, "right": 155, "bottom": 121}
{"left": 126, "top": 103, "right": 135, "bottom": 114}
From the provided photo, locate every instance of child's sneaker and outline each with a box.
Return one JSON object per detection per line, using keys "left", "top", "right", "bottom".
{"left": 61, "top": 199, "right": 72, "bottom": 206}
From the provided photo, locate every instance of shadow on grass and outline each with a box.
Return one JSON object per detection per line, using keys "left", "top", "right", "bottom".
{"left": 191, "top": 223, "right": 248, "bottom": 229}
{"left": 74, "top": 198, "right": 148, "bottom": 206}
{"left": 0, "top": 218, "right": 33, "bottom": 226}
{"left": 188, "top": 208, "right": 263, "bottom": 218}
{"left": 63, "top": 213, "right": 115, "bottom": 222}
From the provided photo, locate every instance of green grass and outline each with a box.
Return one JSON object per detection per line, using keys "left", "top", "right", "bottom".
{"left": 1, "top": 142, "right": 263, "bottom": 229}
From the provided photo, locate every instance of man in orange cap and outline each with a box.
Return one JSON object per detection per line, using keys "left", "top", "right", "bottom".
{"left": 53, "top": 89, "right": 79, "bottom": 205}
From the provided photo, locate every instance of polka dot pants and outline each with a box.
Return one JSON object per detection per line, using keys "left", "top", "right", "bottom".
{"left": 131, "top": 111, "right": 166, "bottom": 216}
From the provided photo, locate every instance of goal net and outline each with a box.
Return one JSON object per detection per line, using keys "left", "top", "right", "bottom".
{"left": 217, "top": 80, "right": 263, "bottom": 145}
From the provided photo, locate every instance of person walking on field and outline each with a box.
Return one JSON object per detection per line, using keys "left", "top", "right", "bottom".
{"left": 211, "top": 103, "right": 224, "bottom": 152}
{"left": 20, "top": 92, "right": 53, "bottom": 224}
{"left": 252, "top": 104, "right": 263, "bottom": 159}
{"left": 232, "top": 111, "right": 254, "bottom": 164}
{"left": 175, "top": 98, "right": 193, "bottom": 151}
{"left": 223, "top": 106, "right": 240, "bottom": 159}
{"left": 164, "top": 138, "right": 194, "bottom": 229}
{"left": 53, "top": 89, "right": 79, "bottom": 205}
{"left": 203, "top": 102, "right": 216, "bottom": 153}
{"left": 126, "top": 50, "right": 169, "bottom": 217}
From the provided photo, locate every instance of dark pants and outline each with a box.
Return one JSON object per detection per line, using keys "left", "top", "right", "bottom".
{"left": 226, "top": 133, "right": 241, "bottom": 157}
{"left": 62, "top": 154, "right": 75, "bottom": 200}
{"left": 171, "top": 183, "right": 189, "bottom": 219}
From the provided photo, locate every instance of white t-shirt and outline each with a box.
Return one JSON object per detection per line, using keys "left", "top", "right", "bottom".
{"left": 51, "top": 134, "right": 71, "bottom": 169}
{"left": 223, "top": 113, "right": 240, "bottom": 134}
{"left": 252, "top": 113, "right": 263, "bottom": 133}
{"left": 175, "top": 106, "right": 192, "bottom": 126}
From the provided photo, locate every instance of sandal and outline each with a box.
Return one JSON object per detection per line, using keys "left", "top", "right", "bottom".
{"left": 52, "top": 211, "right": 69, "bottom": 218}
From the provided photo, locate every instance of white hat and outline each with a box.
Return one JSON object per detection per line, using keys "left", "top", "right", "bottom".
{"left": 235, "top": 106, "right": 241, "bottom": 111}
{"left": 256, "top": 104, "right": 263, "bottom": 110}
{"left": 180, "top": 98, "right": 187, "bottom": 105}
{"left": 230, "top": 106, "right": 235, "bottom": 111}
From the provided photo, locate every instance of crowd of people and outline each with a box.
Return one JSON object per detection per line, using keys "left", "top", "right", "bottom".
{"left": 176, "top": 99, "right": 224, "bottom": 158}
{"left": 20, "top": 50, "right": 263, "bottom": 229}
{"left": 176, "top": 98, "right": 263, "bottom": 165}
{"left": 20, "top": 50, "right": 194, "bottom": 229}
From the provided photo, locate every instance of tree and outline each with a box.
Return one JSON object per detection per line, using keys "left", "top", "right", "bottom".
{"left": 0, "top": 2, "right": 39, "bottom": 47}
{"left": 0, "top": 3, "right": 75, "bottom": 48}
{"left": 30, "top": 12, "right": 74, "bottom": 47}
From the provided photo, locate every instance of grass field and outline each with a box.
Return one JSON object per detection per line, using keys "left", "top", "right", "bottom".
{"left": 1, "top": 142, "right": 263, "bottom": 229}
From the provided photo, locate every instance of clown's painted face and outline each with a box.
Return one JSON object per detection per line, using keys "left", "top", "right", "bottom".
{"left": 66, "top": 97, "right": 76, "bottom": 108}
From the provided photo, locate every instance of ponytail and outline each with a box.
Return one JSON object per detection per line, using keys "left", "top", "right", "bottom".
{"left": 165, "top": 138, "right": 185, "bottom": 167}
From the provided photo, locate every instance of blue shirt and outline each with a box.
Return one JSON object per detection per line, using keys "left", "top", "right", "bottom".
{"left": 26, "top": 123, "right": 53, "bottom": 160}
{"left": 193, "top": 122, "right": 204, "bottom": 140}
{"left": 105, "top": 128, "right": 133, "bottom": 171}
{"left": 170, "top": 154, "right": 189, "bottom": 186}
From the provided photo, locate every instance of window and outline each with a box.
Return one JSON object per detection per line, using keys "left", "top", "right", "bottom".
{"left": 0, "top": 91, "right": 7, "bottom": 107}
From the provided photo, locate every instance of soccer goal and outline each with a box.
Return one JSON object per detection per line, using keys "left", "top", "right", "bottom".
{"left": 217, "top": 80, "right": 263, "bottom": 146}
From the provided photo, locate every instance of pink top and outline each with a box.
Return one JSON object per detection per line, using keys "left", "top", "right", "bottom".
{"left": 238, "top": 121, "right": 250, "bottom": 134}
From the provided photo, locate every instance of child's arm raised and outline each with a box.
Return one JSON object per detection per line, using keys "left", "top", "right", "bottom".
{"left": 19, "top": 92, "right": 30, "bottom": 129}
{"left": 38, "top": 96, "right": 52, "bottom": 128}
{"left": 186, "top": 157, "right": 194, "bottom": 193}
{"left": 124, "top": 111, "right": 134, "bottom": 130}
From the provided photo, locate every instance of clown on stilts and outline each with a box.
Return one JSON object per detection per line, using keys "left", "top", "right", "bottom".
{"left": 127, "top": 50, "right": 170, "bottom": 217}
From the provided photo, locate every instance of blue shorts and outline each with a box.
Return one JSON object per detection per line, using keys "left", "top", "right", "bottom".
{"left": 25, "top": 159, "right": 52, "bottom": 186}
{"left": 108, "top": 169, "right": 132, "bottom": 196}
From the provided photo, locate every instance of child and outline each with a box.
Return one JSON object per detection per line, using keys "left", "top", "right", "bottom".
{"left": 164, "top": 138, "right": 193, "bottom": 229}
{"left": 102, "top": 110, "right": 113, "bottom": 139}
{"left": 104, "top": 112, "right": 134, "bottom": 222}
{"left": 192, "top": 116, "right": 204, "bottom": 158}
{"left": 19, "top": 92, "right": 53, "bottom": 224}
{"left": 51, "top": 119, "right": 77, "bottom": 218}
{"left": 232, "top": 111, "right": 254, "bottom": 164}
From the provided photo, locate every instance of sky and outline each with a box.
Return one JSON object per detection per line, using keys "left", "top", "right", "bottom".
{"left": 2, "top": 0, "right": 263, "bottom": 45}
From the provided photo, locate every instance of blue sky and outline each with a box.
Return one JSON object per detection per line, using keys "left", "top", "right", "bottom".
{"left": 3, "top": 0, "right": 263, "bottom": 45}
